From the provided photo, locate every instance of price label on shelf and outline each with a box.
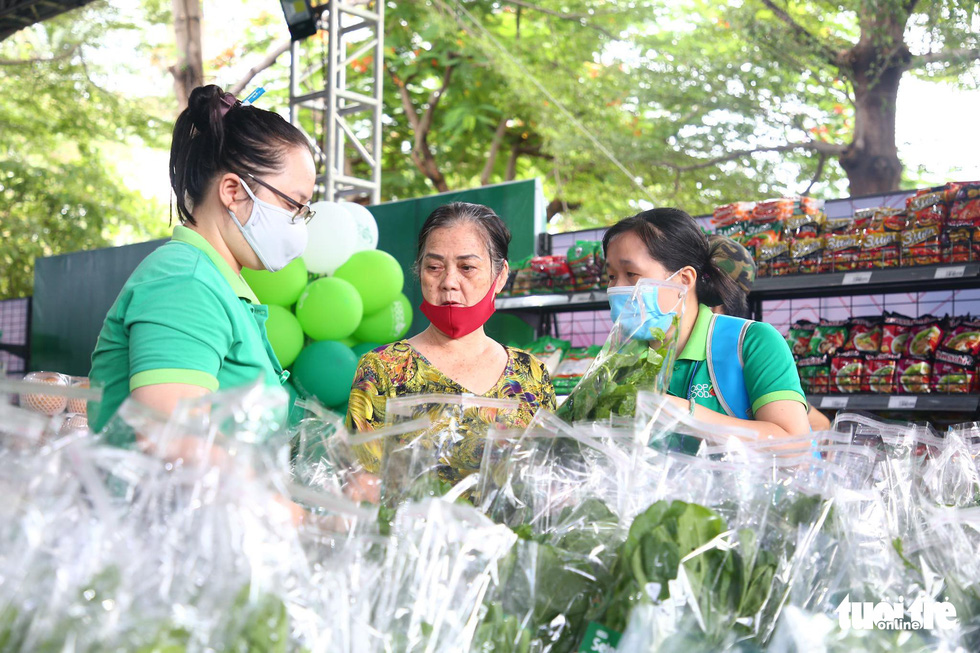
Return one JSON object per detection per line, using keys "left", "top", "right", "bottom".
{"left": 569, "top": 293, "right": 594, "bottom": 304}
{"left": 820, "top": 397, "right": 849, "bottom": 409}
{"left": 841, "top": 272, "right": 872, "bottom": 285}
{"left": 888, "top": 396, "right": 918, "bottom": 409}
{"left": 934, "top": 266, "right": 966, "bottom": 280}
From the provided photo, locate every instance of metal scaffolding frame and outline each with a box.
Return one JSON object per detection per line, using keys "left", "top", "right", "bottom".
{"left": 289, "top": 1, "right": 384, "bottom": 204}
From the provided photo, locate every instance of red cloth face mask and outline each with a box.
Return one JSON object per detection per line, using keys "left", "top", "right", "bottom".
{"left": 420, "top": 282, "right": 498, "bottom": 339}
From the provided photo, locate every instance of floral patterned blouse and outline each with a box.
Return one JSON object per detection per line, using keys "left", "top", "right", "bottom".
{"left": 345, "top": 341, "right": 557, "bottom": 481}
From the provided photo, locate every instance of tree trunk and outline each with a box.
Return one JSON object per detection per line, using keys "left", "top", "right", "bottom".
{"left": 170, "top": 0, "right": 204, "bottom": 112}
{"left": 838, "top": 12, "right": 909, "bottom": 195}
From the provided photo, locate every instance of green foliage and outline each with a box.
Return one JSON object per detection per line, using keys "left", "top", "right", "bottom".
{"left": 0, "top": 3, "right": 169, "bottom": 299}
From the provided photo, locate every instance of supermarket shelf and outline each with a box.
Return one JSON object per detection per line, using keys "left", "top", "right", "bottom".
{"left": 810, "top": 394, "right": 980, "bottom": 413}
{"left": 750, "top": 263, "right": 980, "bottom": 300}
{"left": 496, "top": 291, "right": 606, "bottom": 312}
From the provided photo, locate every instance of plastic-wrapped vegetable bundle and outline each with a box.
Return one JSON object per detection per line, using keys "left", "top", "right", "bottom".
{"left": 372, "top": 498, "right": 517, "bottom": 652}
{"left": 557, "top": 278, "right": 686, "bottom": 422}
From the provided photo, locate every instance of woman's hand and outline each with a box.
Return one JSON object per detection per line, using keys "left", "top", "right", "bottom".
{"left": 665, "top": 395, "right": 811, "bottom": 440}
{"left": 344, "top": 470, "right": 381, "bottom": 504}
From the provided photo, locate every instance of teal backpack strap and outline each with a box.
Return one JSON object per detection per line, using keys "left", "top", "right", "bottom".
{"left": 706, "top": 314, "right": 753, "bottom": 420}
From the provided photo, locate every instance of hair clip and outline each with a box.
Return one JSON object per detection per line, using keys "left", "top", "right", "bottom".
{"left": 218, "top": 92, "right": 238, "bottom": 117}
{"left": 242, "top": 87, "right": 266, "bottom": 107}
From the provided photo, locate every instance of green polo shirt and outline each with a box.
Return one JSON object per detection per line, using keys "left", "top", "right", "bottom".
{"left": 669, "top": 304, "right": 807, "bottom": 415}
{"left": 88, "top": 226, "right": 287, "bottom": 435}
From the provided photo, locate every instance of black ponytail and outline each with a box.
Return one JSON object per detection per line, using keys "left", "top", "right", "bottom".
{"left": 169, "top": 84, "right": 311, "bottom": 225}
{"left": 602, "top": 208, "right": 746, "bottom": 315}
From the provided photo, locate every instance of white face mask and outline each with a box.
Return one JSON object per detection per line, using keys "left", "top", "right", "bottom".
{"left": 228, "top": 180, "right": 308, "bottom": 272}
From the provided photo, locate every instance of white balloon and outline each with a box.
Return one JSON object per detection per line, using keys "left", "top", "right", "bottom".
{"left": 304, "top": 201, "right": 358, "bottom": 275}
{"left": 341, "top": 201, "right": 379, "bottom": 251}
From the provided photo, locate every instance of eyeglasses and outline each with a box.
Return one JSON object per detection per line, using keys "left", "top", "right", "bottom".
{"left": 243, "top": 173, "right": 315, "bottom": 224}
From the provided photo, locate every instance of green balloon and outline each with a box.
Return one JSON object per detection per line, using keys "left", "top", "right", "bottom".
{"left": 242, "top": 258, "right": 308, "bottom": 306}
{"left": 295, "top": 277, "right": 364, "bottom": 341}
{"left": 352, "top": 341, "right": 382, "bottom": 359}
{"left": 354, "top": 293, "right": 413, "bottom": 343}
{"left": 338, "top": 336, "right": 359, "bottom": 348}
{"left": 290, "top": 341, "right": 358, "bottom": 408}
{"left": 264, "top": 304, "right": 305, "bottom": 368}
{"left": 334, "top": 249, "right": 405, "bottom": 315}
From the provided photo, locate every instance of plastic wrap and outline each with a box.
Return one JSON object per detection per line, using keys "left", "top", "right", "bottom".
{"left": 557, "top": 278, "right": 686, "bottom": 422}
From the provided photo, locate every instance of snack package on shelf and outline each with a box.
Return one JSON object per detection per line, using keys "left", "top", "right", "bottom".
{"left": 786, "top": 320, "right": 817, "bottom": 358}
{"left": 901, "top": 223, "right": 944, "bottom": 266}
{"left": 823, "top": 232, "right": 863, "bottom": 272}
{"left": 808, "top": 319, "right": 849, "bottom": 357}
{"left": 906, "top": 184, "right": 951, "bottom": 229}
{"left": 831, "top": 350, "right": 863, "bottom": 394}
{"left": 557, "top": 278, "right": 686, "bottom": 422}
{"left": 524, "top": 335, "right": 572, "bottom": 376}
{"left": 947, "top": 183, "right": 980, "bottom": 262}
{"left": 821, "top": 214, "right": 854, "bottom": 237}
{"left": 566, "top": 240, "right": 604, "bottom": 291}
{"left": 712, "top": 201, "right": 755, "bottom": 227}
{"left": 508, "top": 256, "right": 535, "bottom": 296}
{"left": 843, "top": 316, "right": 883, "bottom": 353}
{"left": 904, "top": 315, "right": 944, "bottom": 359}
{"left": 881, "top": 311, "right": 915, "bottom": 354}
{"left": 940, "top": 316, "right": 980, "bottom": 355}
{"left": 931, "top": 349, "right": 978, "bottom": 394}
{"left": 857, "top": 229, "right": 901, "bottom": 269}
{"left": 797, "top": 355, "right": 831, "bottom": 395}
{"left": 715, "top": 220, "right": 746, "bottom": 245}
{"left": 896, "top": 356, "right": 932, "bottom": 394}
{"left": 551, "top": 345, "right": 601, "bottom": 396}
{"left": 529, "top": 255, "right": 574, "bottom": 294}
{"left": 862, "top": 353, "right": 899, "bottom": 394}
{"left": 756, "top": 241, "right": 792, "bottom": 277}
{"left": 784, "top": 212, "right": 824, "bottom": 240}
{"left": 789, "top": 236, "right": 826, "bottom": 274}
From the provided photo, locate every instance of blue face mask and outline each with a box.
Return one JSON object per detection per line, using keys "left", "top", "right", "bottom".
{"left": 608, "top": 271, "right": 681, "bottom": 340}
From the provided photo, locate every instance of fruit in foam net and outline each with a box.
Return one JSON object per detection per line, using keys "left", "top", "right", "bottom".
{"left": 66, "top": 378, "right": 89, "bottom": 415}
{"left": 20, "top": 371, "right": 69, "bottom": 416}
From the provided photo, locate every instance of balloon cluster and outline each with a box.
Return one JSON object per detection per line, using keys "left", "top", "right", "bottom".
{"left": 242, "top": 202, "right": 412, "bottom": 415}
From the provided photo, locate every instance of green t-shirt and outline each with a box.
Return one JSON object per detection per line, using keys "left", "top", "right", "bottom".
{"left": 669, "top": 304, "right": 807, "bottom": 416}
{"left": 88, "top": 226, "right": 287, "bottom": 435}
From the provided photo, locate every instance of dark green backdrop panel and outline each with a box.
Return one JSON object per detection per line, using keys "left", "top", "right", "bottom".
{"left": 368, "top": 179, "right": 542, "bottom": 338}
{"left": 31, "top": 239, "right": 167, "bottom": 376}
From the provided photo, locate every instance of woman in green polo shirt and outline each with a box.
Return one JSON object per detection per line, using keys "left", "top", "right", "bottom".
{"left": 88, "top": 84, "right": 316, "bottom": 436}
{"left": 603, "top": 208, "right": 810, "bottom": 439}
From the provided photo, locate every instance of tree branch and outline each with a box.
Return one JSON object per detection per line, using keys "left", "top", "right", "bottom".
{"left": 228, "top": 39, "right": 291, "bottom": 95}
{"left": 0, "top": 43, "right": 80, "bottom": 66}
{"left": 802, "top": 152, "right": 829, "bottom": 195}
{"left": 417, "top": 62, "right": 456, "bottom": 142}
{"left": 385, "top": 64, "right": 453, "bottom": 192}
{"left": 759, "top": 0, "right": 841, "bottom": 66}
{"left": 500, "top": 0, "right": 616, "bottom": 38}
{"left": 909, "top": 48, "right": 980, "bottom": 69}
{"left": 481, "top": 117, "right": 509, "bottom": 185}
{"left": 658, "top": 141, "right": 847, "bottom": 173}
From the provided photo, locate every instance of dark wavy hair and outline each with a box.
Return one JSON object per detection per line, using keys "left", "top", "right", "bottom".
{"left": 602, "top": 208, "right": 744, "bottom": 314}
{"left": 414, "top": 202, "right": 511, "bottom": 277}
{"left": 169, "top": 84, "right": 311, "bottom": 225}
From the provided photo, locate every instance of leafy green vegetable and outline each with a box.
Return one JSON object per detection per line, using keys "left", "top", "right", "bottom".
{"left": 557, "top": 317, "right": 679, "bottom": 423}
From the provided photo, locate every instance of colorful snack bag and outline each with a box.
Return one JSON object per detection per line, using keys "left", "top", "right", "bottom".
{"left": 743, "top": 221, "right": 783, "bottom": 252}
{"left": 940, "top": 317, "right": 980, "bottom": 356}
{"left": 906, "top": 185, "right": 950, "bottom": 229}
{"left": 881, "top": 312, "right": 914, "bottom": 355}
{"left": 752, "top": 198, "right": 795, "bottom": 223}
{"left": 844, "top": 317, "right": 883, "bottom": 353}
{"left": 857, "top": 230, "right": 900, "bottom": 269}
{"left": 785, "top": 212, "right": 823, "bottom": 240}
{"left": 545, "top": 256, "right": 575, "bottom": 292}
{"left": 931, "top": 349, "right": 977, "bottom": 394}
{"left": 756, "top": 241, "right": 792, "bottom": 277}
{"left": 552, "top": 345, "right": 601, "bottom": 395}
{"left": 715, "top": 221, "right": 745, "bottom": 244}
{"left": 566, "top": 241, "right": 602, "bottom": 292}
{"left": 809, "top": 319, "right": 849, "bottom": 356}
{"left": 786, "top": 320, "right": 817, "bottom": 358}
{"left": 797, "top": 355, "right": 831, "bottom": 396}
{"left": 529, "top": 256, "right": 554, "bottom": 293}
{"left": 901, "top": 225, "right": 944, "bottom": 266}
{"left": 863, "top": 353, "right": 899, "bottom": 394}
{"left": 947, "top": 190, "right": 980, "bottom": 263}
{"left": 509, "top": 256, "right": 535, "bottom": 296}
{"left": 904, "top": 316, "right": 944, "bottom": 359}
{"left": 824, "top": 233, "right": 863, "bottom": 272}
{"left": 896, "top": 357, "right": 932, "bottom": 394}
{"left": 712, "top": 201, "right": 755, "bottom": 227}
{"left": 790, "top": 237, "right": 826, "bottom": 274}
{"left": 525, "top": 336, "right": 572, "bottom": 376}
{"left": 821, "top": 215, "right": 854, "bottom": 236}
{"left": 831, "top": 351, "right": 863, "bottom": 394}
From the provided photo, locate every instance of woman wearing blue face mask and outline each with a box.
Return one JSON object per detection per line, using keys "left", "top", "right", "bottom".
{"left": 88, "top": 84, "right": 316, "bottom": 438}
{"left": 604, "top": 208, "right": 810, "bottom": 440}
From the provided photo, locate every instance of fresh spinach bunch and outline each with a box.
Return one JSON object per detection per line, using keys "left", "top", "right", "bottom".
{"left": 557, "top": 326, "right": 675, "bottom": 423}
